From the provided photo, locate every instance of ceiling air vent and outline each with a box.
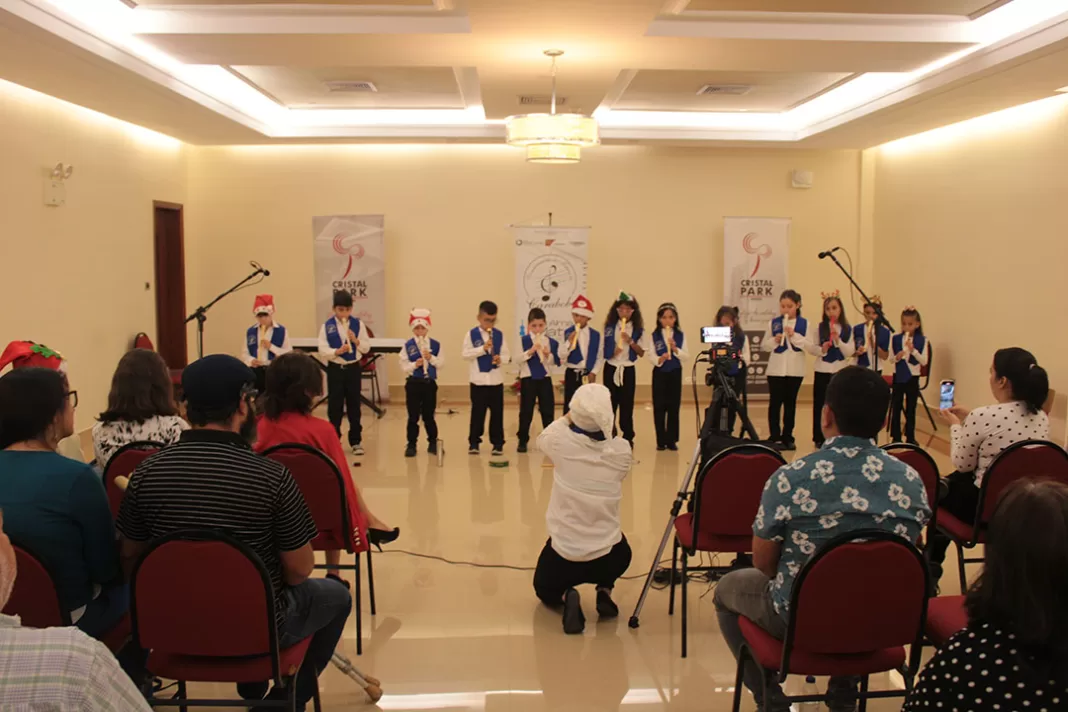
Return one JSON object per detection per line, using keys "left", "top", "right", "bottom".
{"left": 325, "top": 80, "right": 378, "bottom": 93}
{"left": 518, "top": 94, "right": 568, "bottom": 106}
{"left": 697, "top": 84, "right": 752, "bottom": 96}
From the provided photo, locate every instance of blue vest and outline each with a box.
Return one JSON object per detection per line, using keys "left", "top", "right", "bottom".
{"left": 892, "top": 332, "right": 927, "bottom": 384}
{"left": 521, "top": 334, "right": 560, "bottom": 380}
{"left": 246, "top": 324, "right": 286, "bottom": 363}
{"left": 325, "top": 316, "right": 362, "bottom": 362}
{"left": 470, "top": 327, "right": 503, "bottom": 373}
{"left": 818, "top": 321, "right": 851, "bottom": 363}
{"left": 651, "top": 329, "right": 685, "bottom": 373}
{"left": 771, "top": 316, "right": 807, "bottom": 354}
{"left": 604, "top": 325, "right": 644, "bottom": 363}
{"left": 853, "top": 323, "right": 891, "bottom": 369}
{"left": 564, "top": 326, "right": 600, "bottom": 372}
{"left": 405, "top": 337, "right": 440, "bottom": 380}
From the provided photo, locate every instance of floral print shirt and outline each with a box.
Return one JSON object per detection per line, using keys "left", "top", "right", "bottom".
{"left": 754, "top": 435, "right": 931, "bottom": 617}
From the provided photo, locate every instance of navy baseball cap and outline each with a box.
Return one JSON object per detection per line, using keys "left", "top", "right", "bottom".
{"left": 181, "top": 354, "right": 255, "bottom": 411}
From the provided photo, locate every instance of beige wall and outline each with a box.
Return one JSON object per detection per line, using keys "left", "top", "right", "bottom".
{"left": 871, "top": 94, "right": 1068, "bottom": 441}
{"left": 186, "top": 144, "right": 862, "bottom": 387}
{"left": 0, "top": 79, "right": 187, "bottom": 430}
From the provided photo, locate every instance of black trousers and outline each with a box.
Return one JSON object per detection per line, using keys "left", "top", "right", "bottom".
{"left": 604, "top": 364, "right": 636, "bottom": 443}
{"left": 891, "top": 376, "right": 921, "bottom": 441}
{"left": 326, "top": 363, "right": 362, "bottom": 446}
{"left": 518, "top": 377, "right": 555, "bottom": 445}
{"left": 533, "top": 536, "right": 632, "bottom": 606}
{"left": 562, "top": 368, "right": 587, "bottom": 414}
{"left": 252, "top": 366, "right": 268, "bottom": 394}
{"left": 927, "top": 471, "right": 980, "bottom": 566}
{"left": 469, "top": 384, "right": 505, "bottom": 450}
{"left": 652, "top": 368, "right": 682, "bottom": 447}
{"left": 766, "top": 375, "right": 803, "bottom": 442}
{"left": 405, "top": 378, "right": 438, "bottom": 446}
{"left": 812, "top": 371, "right": 834, "bottom": 445}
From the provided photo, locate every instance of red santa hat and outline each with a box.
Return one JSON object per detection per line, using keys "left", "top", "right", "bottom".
{"left": 409, "top": 308, "right": 432, "bottom": 331}
{"left": 253, "top": 294, "right": 275, "bottom": 316}
{"left": 571, "top": 294, "right": 594, "bottom": 319}
{"left": 0, "top": 341, "right": 66, "bottom": 373}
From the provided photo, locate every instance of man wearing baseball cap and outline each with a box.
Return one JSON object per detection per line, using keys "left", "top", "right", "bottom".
{"left": 116, "top": 355, "right": 349, "bottom": 709}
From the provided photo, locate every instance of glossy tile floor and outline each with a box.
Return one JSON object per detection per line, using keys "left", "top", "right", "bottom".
{"left": 188, "top": 400, "right": 961, "bottom": 711}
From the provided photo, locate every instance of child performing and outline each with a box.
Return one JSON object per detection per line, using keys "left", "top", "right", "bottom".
{"left": 517, "top": 308, "right": 561, "bottom": 453}
{"left": 560, "top": 295, "right": 602, "bottom": 414}
{"left": 462, "top": 300, "right": 511, "bottom": 456}
{"left": 603, "top": 291, "right": 646, "bottom": 445}
{"left": 853, "top": 297, "right": 891, "bottom": 373}
{"left": 891, "top": 306, "right": 929, "bottom": 444}
{"left": 761, "top": 289, "right": 807, "bottom": 451}
{"left": 241, "top": 294, "right": 292, "bottom": 393}
{"left": 317, "top": 290, "right": 369, "bottom": 455}
{"left": 711, "top": 305, "right": 750, "bottom": 438}
{"left": 399, "top": 308, "right": 443, "bottom": 457}
{"left": 649, "top": 302, "right": 689, "bottom": 451}
{"left": 806, "top": 291, "right": 854, "bottom": 448}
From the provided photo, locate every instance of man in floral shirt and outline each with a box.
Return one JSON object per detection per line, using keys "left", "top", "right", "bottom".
{"left": 714, "top": 367, "right": 930, "bottom": 712}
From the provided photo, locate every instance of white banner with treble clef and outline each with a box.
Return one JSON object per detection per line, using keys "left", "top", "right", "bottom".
{"left": 723, "top": 216, "right": 791, "bottom": 396}
{"left": 513, "top": 226, "right": 589, "bottom": 345}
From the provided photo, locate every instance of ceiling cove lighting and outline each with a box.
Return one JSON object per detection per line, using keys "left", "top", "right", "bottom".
{"left": 505, "top": 50, "right": 599, "bottom": 163}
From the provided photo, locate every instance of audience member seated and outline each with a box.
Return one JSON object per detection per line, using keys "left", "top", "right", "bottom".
{"left": 930, "top": 347, "right": 1050, "bottom": 582}
{"left": 116, "top": 354, "right": 350, "bottom": 710}
{"left": 254, "top": 352, "right": 399, "bottom": 579}
{"left": 713, "top": 366, "right": 931, "bottom": 712}
{"left": 92, "top": 349, "right": 188, "bottom": 467}
{"left": 0, "top": 511, "right": 150, "bottom": 711}
{"left": 0, "top": 367, "right": 126, "bottom": 640}
{"left": 0, "top": 340, "right": 85, "bottom": 462}
{"left": 533, "top": 383, "right": 632, "bottom": 635}
{"left": 904, "top": 480, "right": 1068, "bottom": 710}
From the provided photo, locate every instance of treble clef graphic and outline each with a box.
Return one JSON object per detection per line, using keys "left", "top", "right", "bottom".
{"left": 539, "top": 264, "right": 559, "bottom": 303}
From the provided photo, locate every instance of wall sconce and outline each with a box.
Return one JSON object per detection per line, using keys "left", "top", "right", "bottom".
{"left": 44, "top": 162, "right": 74, "bottom": 207}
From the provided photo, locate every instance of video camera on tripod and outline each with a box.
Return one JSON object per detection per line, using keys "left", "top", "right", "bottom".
{"left": 700, "top": 326, "right": 742, "bottom": 387}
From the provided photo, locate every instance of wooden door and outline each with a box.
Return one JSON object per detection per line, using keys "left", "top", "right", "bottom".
{"left": 153, "top": 201, "right": 187, "bottom": 369}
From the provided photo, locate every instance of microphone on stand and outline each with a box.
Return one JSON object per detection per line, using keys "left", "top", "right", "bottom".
{"left": 250, "top": 261, "right": 271, "bottom": 277}
{"left": 818, "top": 247, "right": 843, "bottom": 259}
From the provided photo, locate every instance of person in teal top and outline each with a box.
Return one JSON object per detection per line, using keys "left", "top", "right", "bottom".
{"left": 0, "top": 367, "right": 125, "bottom": 639}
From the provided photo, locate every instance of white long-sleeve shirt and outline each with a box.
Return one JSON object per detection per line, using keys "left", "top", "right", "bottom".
{"left": 317, "top": 316, "right": 370, "bottom": 366}
{"left": 461, "top": 328, "right": 511, "bottom": 386}
{"left": 894, "top": 335, "right": 930, "bottom": 377}
{"left": 761, "top": 317, "right": 808, "bottom": 378}
{"left": 950, "top": 401, "right": 1049, "bottom": 486}
{"left": 558, "top": 326, "right": 604, "bottom": 375}
{"left": 805, "top": 323, "right": 856, "bottom": 374}
{"left": 646, "top": 327, "right": 691, "bottom": 368}
{"left": 517, "top": 333, "right": 559, "bottom": 379}
{"left": 605, "top": 322, "right": 651, "bottom": 370}
{"left": 398, "top": 336, "right": 445, "bottom": 376}
{"left": 538, "top": 416, "right": 632, "bottom": 562}
{"left": 241, "top": 322, "right": 292, "bottom": 366}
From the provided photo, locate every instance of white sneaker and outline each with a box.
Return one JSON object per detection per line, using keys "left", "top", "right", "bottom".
{"left": 352, "top": 444, "right": 365, "bottom": 456}
{"left": 468, "top": 447, "right": 479, "bottom": 455}
{"left": 491, "top": 449, "right": 504, "bottom": 457}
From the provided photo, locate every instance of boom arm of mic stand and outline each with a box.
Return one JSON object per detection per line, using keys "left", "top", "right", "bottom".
{"left": 184, "top": 267, "right": 266, "bottom": 358}
{"left": 823, "top": 253, "right": 895, "bottom": 333}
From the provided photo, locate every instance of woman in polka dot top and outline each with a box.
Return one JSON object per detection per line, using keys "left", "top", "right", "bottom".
{"left": 904, "top": 480, "right": 1068, "bottom": 711}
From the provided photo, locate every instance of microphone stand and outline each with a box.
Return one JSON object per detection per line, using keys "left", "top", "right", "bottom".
{"left": 821, "top": 251, "right": 894, "bottom": 372}
{"left": 186, "top": 266, "right": 266, "bottom": 359}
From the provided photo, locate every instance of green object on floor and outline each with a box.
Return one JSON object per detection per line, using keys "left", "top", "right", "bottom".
{"left": 488, "top": 459, "right": 509, "bottom": 468}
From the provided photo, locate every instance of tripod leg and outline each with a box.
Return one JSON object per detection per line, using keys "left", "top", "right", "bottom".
{"left": 668, "top": 537, "right": 678, "bottom": 616}
{"left": 681, "top": 550, "right": 689, "bottom": 658}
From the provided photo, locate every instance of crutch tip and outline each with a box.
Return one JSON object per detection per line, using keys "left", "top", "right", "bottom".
{"left": 365, "top": 684, "right": 384, "bottom": 702}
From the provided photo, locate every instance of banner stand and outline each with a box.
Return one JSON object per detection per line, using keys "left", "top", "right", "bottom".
{"left": 512, "top": 226, "right": 589, "bottom": 345}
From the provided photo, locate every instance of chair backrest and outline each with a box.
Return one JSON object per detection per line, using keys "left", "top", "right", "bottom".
{"left": 102, "top": 441, "right": 163, "bottom": 519}
{"left": 133, "top": 332, "right": 155, "bottom": 351}
{"left": 978, "top": 439, "right": 1068, "bottom": 524}
{"left": 881, "top": 443, "right": 939, "bottom": 513}
{"left": 691, "top": 444, "right": 786, "bottom": 547}
{"left": 359, "top": 325, "right": 377, "bottom": 371}
{"left": 262, "top": 443, "right": 366, "bottom": 554}
{"left": 784, "top": 529, "right": 927, "bottom": 668}
{"left": 131, "top": 529, "right": 283, "bottom": 680}
{"left": 1, "top": 543, "right": 69, "bottom": 628}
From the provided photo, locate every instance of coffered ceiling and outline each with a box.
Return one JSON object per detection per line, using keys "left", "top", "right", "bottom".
{"left": 1, "top": 0, "right": 1068, "bottom": 146}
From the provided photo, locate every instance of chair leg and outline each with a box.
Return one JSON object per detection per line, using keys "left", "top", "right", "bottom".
{"left": 288, "top": 674, "right": 299, "bottom": 712}
{"left": 731, "top": 645, "right": 747, "bottom": 712}
{"left": 355, "top": 561, "right": 363, "bottom": 656}
{"left": 681, "top": 551, "right": 688, "bottom": 659}
{"left": 955, "top": 541, "right": 967, "bottom": 593}
{"left": 859, "top": 674, "right": 870, "bottom": 712}
{"left": 366, "top": 548, "right": 377, "bottom": 616}
{"left": 177, "top": 681, "right": 187, "bottom": 712}
{"left": 919, "top": 391, "right": 937, "bottom": 432}
{"left": 668, "top": 537, "right": 678, "bottom": 616}
{"left": 312, "top": 679, "right": 323, "bottom": 712}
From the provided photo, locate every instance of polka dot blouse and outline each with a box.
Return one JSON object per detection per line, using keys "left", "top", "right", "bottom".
{"left": 904, "top": 622, "right": 1066, "bottom": 712}
{"left": 950, "top": 401, "right": 1049, "bottom": 486}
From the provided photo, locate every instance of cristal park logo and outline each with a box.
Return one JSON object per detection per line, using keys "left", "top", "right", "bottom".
{"left": 743, "top": 231, "right": 772, "bottom": 277}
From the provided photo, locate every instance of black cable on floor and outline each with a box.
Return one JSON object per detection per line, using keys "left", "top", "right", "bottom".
{"left": 379, "top": 548, "right": 670, "bottom": 580}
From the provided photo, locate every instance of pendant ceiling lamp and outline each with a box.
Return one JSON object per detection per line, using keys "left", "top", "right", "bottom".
{"left": 506, "top": 50, "right": 600, "bottom": 164}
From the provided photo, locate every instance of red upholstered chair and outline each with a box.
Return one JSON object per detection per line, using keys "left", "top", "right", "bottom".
{"left": 881, "top": 443, "right": 941, "bottom": 549}
{"left": 925, "top": 595, "right": 967, "bottom": 647}
{"left": 936, "top": 439, "right": 1068, "bottom": 591}
{"left": 670, "top": 444, "right": 785, "bottom": 658}
{"left": 130, "top": 530, "right": 320, "bottom": 711}
{"left": 133, "top": 332, "right": 155, "bottom": 351}
{"left": 102, "top": 441, "right": 163, "bottom": 520}
{"left": 262, "top": 443, "right": 373, "bottom": 655}
{"left": 2, "top": 542, "right": 130, "bottom": 653}
{"left": 733, "top": 530, "right": 929, "bottom": 712}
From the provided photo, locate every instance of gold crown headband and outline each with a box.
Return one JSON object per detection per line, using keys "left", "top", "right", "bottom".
{"left": 903, "top": 304, "right": 918, "bottom": 312}
{"left": 820, "top": 289, "right": 841, "bottom": 300}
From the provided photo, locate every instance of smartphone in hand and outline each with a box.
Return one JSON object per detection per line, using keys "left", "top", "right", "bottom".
{"left": 939, "top": 380, "right": 956, "bottom": 411}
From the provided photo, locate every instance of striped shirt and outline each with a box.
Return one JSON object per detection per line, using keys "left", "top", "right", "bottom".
{"left": 116, "top": 429, "right": 317, "bottom": 629}
{"left": 0, "top": 614, "right": 151, "bottom": 711}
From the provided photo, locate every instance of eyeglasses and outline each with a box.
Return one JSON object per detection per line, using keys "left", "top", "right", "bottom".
{"left": 64, "top": 391, "right": 78, "bottom": 408}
